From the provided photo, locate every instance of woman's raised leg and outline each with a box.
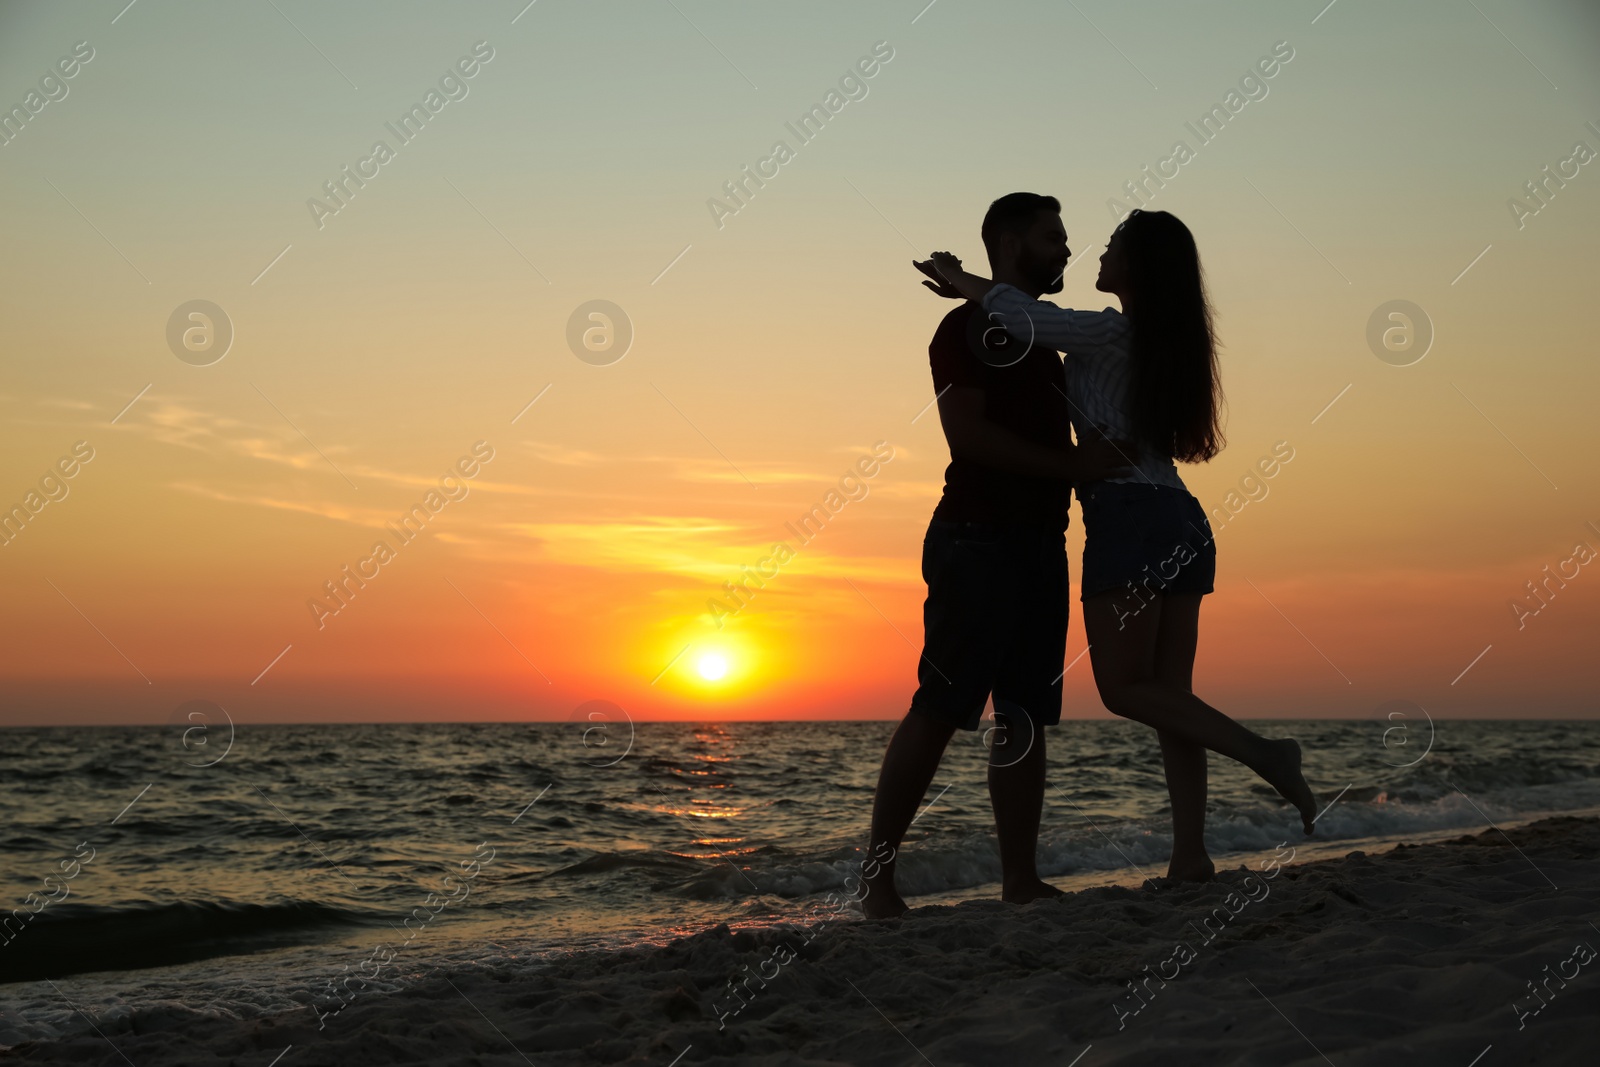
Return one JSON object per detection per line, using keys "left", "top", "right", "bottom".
{"left": 1083, "top": 589, "right": 1317, "bottom": 835}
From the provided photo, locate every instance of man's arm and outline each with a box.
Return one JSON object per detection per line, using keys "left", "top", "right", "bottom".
{"left": 937, "top": 387, "right": 1130, "bottom": 482}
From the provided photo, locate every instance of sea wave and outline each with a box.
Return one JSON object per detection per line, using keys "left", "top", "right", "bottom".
{"left": 0, "top": 899, "right": 367, "bottom": 983}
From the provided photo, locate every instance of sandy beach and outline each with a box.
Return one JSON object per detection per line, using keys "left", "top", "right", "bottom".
{"left": 4, "top": 815, "right": 1594, "bottom": 1067}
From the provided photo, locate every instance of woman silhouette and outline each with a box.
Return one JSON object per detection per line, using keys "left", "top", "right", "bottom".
{"left": 917, "top": 209, "right": 1318, "bottom": 880}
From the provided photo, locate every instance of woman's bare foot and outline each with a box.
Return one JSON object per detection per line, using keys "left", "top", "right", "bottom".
{"left": 1001, "top": 876, "right": 1065, "bottom": 905}
{"left": 1165, "top": 855, "right": 1215, "bottom": 882}
{"left": 1259, "top": 738, "right": 1317, "bottom": 835}
{"left": 861, "top": 887, "right": 909, "bottom": 920}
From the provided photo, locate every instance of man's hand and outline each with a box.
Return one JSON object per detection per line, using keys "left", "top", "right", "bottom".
{"left": 1071, "top": 430, "right": 1138, "bottom": 483}
{"left": 913, "top": 257, "right": 963, "bottom": 299}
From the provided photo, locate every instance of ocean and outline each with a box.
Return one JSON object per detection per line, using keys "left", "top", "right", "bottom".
{"left": 2, "top": 716, "right": 1597, "bottom": 1046}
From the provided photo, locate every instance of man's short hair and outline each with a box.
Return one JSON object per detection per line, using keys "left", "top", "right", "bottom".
{"left": 981, "top": 192, "right": 1061, "bottom": 258}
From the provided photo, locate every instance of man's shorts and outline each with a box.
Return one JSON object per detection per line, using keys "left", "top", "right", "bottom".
{"left": 1078, "top": 481, "right": 1216, "bottom": 602}
{"left": 908, "top": 519, "right": 1068, "bottom": 731}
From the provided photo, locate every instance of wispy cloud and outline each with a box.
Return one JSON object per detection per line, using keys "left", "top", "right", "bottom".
{"left": 123, "top": 400, "right": 484, "bottom": 496}
{"left": 166, "top": 482, "right": 393, "bottom": 527}
{"left": 123, "top": 399, "right": 348, "bottom": 474}
{"left": 34, "top": 397, "right": 99, "bottom": 412}
{"left": 517, "top": 441, "right": 610, "bottom": 466}
{"left": 493, "top": 517, "right": 748, "bottom": 576}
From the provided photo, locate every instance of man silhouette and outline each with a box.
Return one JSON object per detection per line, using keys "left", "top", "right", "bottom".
{"left": 861, "top": 193, "right": 1124, "bottom": 919}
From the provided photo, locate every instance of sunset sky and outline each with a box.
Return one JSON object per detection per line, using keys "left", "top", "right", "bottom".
{"left": 2, "top": 0, "right": 1597, "bottom": 725}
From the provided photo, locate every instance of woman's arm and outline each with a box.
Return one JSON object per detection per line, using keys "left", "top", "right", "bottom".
{"left": 917, "top": 252, "right": 1126, "bottom": 353}
{"left": 913, "top": 254, "right": 989, "bottom": 302}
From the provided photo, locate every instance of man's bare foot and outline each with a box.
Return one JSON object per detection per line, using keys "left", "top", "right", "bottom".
{"left": 1165, "top": 856, "right": 1215, "bottom": 882}
{"left": 1001, "top": 877, "right": 1065, "bottom": 905}
{"left": 1260, "top": 737, "right": 1317, "bottom": 835}
{"left": 861, "top": 888, "right": 909, "bottom": 920}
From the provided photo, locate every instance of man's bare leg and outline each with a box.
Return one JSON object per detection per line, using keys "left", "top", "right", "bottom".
{"left": 987, "top": 710, "right": 1063, "bottom": 903}
{"left": 862, "top": 709, "right": 958, "bottom": 919}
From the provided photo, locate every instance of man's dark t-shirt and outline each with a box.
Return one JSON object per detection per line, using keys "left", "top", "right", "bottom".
{"left": 928, "top": 301, "right": 1072, "bottom": 531}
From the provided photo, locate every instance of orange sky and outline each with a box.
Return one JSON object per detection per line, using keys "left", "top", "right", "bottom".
{"left": 1, "top": 0, "right": 1597, "bottom": 724}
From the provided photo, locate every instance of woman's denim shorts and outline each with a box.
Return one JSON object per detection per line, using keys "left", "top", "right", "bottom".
{"left": 1077, "top": 481, "right": 1216, "bottom": 601}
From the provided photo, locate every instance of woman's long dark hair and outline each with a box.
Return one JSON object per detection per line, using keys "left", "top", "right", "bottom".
{"left": 1118, "top": 209, "right": 1224, "bottom": 463}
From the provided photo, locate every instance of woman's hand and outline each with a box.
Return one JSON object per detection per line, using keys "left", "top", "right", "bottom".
{"left": 1069, "top": 430, "right": 1138, "bottom": 483}
{"left": 913, "top": 252, "right": 965, "bottom": 299}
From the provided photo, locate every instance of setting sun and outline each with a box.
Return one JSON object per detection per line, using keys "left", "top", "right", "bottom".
{"left": 697, "top": 653, "right": 729, "bottom": 681}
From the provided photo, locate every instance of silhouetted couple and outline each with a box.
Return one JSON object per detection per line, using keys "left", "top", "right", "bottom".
{"left": 860, "top": 194, "right": 1317, "bottom": 919}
